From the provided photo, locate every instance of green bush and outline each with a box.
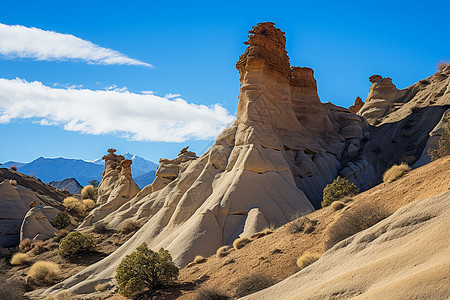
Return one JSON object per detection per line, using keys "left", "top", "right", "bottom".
{"left": 52, "top": 211, "right": 71, "bottom": 230}
{"left": 322, "top": 176, "right": 359, "bottom": 208}
{"left": 115, "top": 243, "right": 178, "bottom": 298}
{"left": 58, "top": 232, "right": 95, "bottom": 257}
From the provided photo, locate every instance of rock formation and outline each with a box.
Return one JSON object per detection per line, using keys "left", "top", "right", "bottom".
{"left": 245, "top": 191, "right": 450, "bottom": 300}
{"left": 0, "top": 180, "right": 45, "bottom": 247}
{"left": 348, "top": 96, "right": 364, "bottom": 113}
{"left": 20, "top": 206, "right": 60, "bottom": 241}
{"left": 78, "top": 149, "right": 139, "bottom": 229}
{"left": 34, "top": 23, "right": 449, "bottom": 298}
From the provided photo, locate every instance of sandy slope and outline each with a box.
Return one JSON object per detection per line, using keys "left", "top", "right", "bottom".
{"left": 176, "top": 156, "right": 450, "bottom": 299}
{"left": 244, "top": 190, "right": 450, "bottom": 299}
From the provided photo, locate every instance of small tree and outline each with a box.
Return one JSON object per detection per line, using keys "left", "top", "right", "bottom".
{"left": 115, "top": 243, "right": 178, "bottom": 298}
{"left": 428, "top": 113, "right": 450, "bottom": 161}
{"left": 322, "top": 176, "right": 359, "bottom": 208}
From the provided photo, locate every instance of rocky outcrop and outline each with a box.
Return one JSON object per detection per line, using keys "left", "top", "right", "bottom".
{"left": 20, "top": 206, "right": 59, "bottom": 241}
{"left": 348, "top": 96, "right": 364, "bottom": 113}
{"left": 49, "top": 178, "right": 83, "bottom": 194}
{"left": 78, "top": 149, "right": 140, "bottom": 229}
{"left": 0, "top": 180, "right": 45, "bottom": 247}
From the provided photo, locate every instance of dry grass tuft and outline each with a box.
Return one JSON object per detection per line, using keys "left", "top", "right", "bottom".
{"left": 118, "top": 219, "right": 139, "bottom": 234}
{"left": 9, "top": 179, "right": 17, "bottom": 186}
{"left": 32, "top": 240, "right": 45, "bottom": 255}
{"left": 325, "top": 203, "right": 391, "bottom": 250}
{"left": 216, "top": 246, "right": 231, "bottom": 257}
{"left": 63, "top": 197, "right": 86, "bottom": 216}
{"left": 286, "top": 217, "right": 316, "bottom": 234}
{"left": 383, "top": 163, "right": 411, "bottom": 183}
{"left": 233, "top": 237, "right": 251, "bottom": 250}
{"left": 19, "top": 238, "right": 32, "bottom": 252}
{"left": 28, "top": 261, "right": 60, "bottom": 286}
{"left": 235, "top": 274, "right": 275, "bottom": 298}
{"left": 81, "top": 185, "right": 96, "bottom": 199}
{"left": 296, "top": 251, "right": 321, "bottom": 270}
{"left": 331, "top": 201, "right": 346, "bottom": 211}
{"left": 196, "top": 287, "right": 230, "bottom": 300}
{"left": 437, "top": 60, "right": 450, "bottom": 72}
{"left": 193, "top": 255, "right": 206, "bottom": 264}
{"left": 10, "top": 253, "right": 30, "bottom": 265}
{"left": 82, "top": 199, "right": 96, "bottom": 210}
{"left": 251, "top": 227, "right": 274, "bottom": 239}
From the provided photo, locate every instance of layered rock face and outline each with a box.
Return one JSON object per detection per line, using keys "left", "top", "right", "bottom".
{"left": 78, "top": 149, "right": 139, "bottom": 228}
{"left": 349, "top": 96, "right": 364, "bottom": 113}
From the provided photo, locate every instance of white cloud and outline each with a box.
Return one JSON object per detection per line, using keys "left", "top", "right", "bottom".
{"left": 0, "top": 78, "right": 235, "bottom": 142}
{"left": 141, "top": 90, "right": 155, "bottom": 95}
{"left": 165, "top": 93, "right": 181, "bottom": 99}
{"left": 0, "top": 23, "right": 152, "bottom": 67}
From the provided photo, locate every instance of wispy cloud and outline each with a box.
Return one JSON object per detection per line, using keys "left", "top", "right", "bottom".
{"left": 0, "top": 23, "right": 152, "bottom": 67}
{"left": 165, "top": 93, "right": 181, "bottom": 99}
{"left": 0, "top": 78, "right": 235, "bottom": 142}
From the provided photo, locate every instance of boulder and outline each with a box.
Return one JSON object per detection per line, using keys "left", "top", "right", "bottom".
{"left": 20, "top": 206, "right": 60, "bottom": 241}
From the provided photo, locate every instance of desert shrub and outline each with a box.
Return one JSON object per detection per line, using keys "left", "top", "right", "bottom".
{"left": 115, "top": 243, "right": 178, "bottom": 298}
{"left": 193, "top": 255, "right": 206, "bottom": 264}
{"left": 235, "top": 274, "right": 275, "bottom": 298}
{"left": 52, "top": 212, "right": 71, "bottom": 230}
{"left": 216, "top": 246, "right": 231, "bottom": 257}
{"left": 93, "top": 222, "right": 110, "bottom": 234}
{"left": 119, "top": 220, "right": 139, "bottom": 234}
{"left": 250, "top": 227, "right": 273, "bottom": 239}
{"left": 58, "top": 232, "right": 96, "bottom": 257}
{"left": 82, "top": 199, "right": 96, "bottom": 210}
{"left": 32, "top": 240, "right": 45, "bottom": 255}
{"left": 437, "top": 60, "right": 449, "bottom": 72}
{"left": 28, "top": 261, "right": 60, "bottom": 286}
{"left": 10, "top": 253, "right": 30, "bottom": 265}
{"left": 10, "top": 166, "right": 17, "bottom": 171}
{"left": 9, "top": 179, "right": 17, "bottom": 186}
{"left": 196, "top": 288, "right": 230, "bottom": 300}
{"left": 0, "top": 274, "right": 25, "bottom": 300}
{"left": 383, "top": 163, "right": 411, "bottom": 183}
{"left": 63, "top": 197, "right": 86, "bottom": 216}
{"left": 19, "top": 238, "right": 32, "bottom": 252}
{"left": 428, "top": 113, "right": 450, "bottom": 160}
{"left": 296, "top": 252, "right": 321, "bottom": 270}
{"left": 286, "top": 217, "right": 315, "bottom": 234}
{"left": 81, "top": 185, "right": 96, "bottom": 200}
{"left": 325, "top": 203, "right": 390, "bottom": 250}
{"left": 322, "top": 176, "right": 359, "bottom": 208}
{"left": 331, "top": 201, "right": 346, "bottom": 211}
{"left": 233, "top": 237, "right": 251, "bottom": 250}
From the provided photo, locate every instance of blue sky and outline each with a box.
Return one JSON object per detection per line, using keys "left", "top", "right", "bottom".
{"left": 0, "top": 0, "right": 449, "bottom": 164}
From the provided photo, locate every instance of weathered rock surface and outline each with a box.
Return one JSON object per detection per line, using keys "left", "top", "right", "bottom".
{"left": 20, "top": 206, "right": 60, "bottom": 241}
{"left": 348, "top": 96, "right": 364, "bottom": 113}
{"left": 78, "top": 149, "right": 140, "bottom": 229}
{"left": 34, "top": 23, "right": 449, "bottom": 298}
{"left": 244, "top": 190, "right": 450, "bottom": 300}
{"left": 0, "top": 180, "right": 45, "bottom": 247}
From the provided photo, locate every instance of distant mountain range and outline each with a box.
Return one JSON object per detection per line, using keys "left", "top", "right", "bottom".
{"left": 1, "top": 153, "right": 157, "bottom": 188}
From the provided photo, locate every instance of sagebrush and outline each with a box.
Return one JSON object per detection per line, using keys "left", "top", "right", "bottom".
{"left": 296, "top": 252, "right": 321, "bottom": 270}
{"left": 322, "top": 176, "right": 359, "bottom": 208}
{"left": 10, "top": 253, "right": 30, "bottom": 265}
{"left": 115, "top": 243, "right": 178, "bottom": 298}
{"left": 81, "top": 185, "right": 96, "bottom": 200}
{"left": 52, "top": 212, "right": 71, "bottom": 230}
